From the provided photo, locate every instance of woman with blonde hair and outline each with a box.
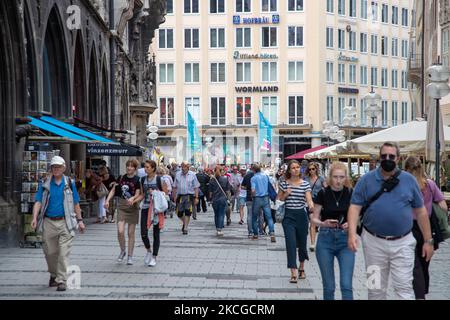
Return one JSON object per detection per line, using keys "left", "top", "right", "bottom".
{"left": 404, "top": 156, "right": 447, "bottom": 300}
{"left": 310, "top": 162, "right": 354, "bottom": 300}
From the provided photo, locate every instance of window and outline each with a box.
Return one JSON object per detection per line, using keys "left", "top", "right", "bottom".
{"left": 185, "top": 97, "right": 200, "bottom": 124}
{"left": 160, "top": 97, "right": 174, "bottom": 126}
{"left": 392, "top": 38, "right": 398, "bottom": 56}
{"left": 184, "top": 0, "right": 199, "bottom": 13}
{"left": 288, "top": 0, "right": 303, "bottom": 12}
{"left": 371, "top": 67, "right": 378, "bottom": 86}
{"left": 401, "top": 70, "right": 407, "bottom": 89}
{"left": 401, "top": 39, "right": 408, "bottom": 58}
{"left": 327, "top": 96, "right": 334, "bottom": 121}
{"left": 381, "top": 68, "right": 388, "bottom": 87}
{"left": 211, "top": 97, "right": 226, "bottom": 125}
{"left": 349, "top": 31, "right": 356, "bottom": 51}
{"left": 360, "top": 65, "right": 368, "bottom": 85}
{"left": 349, "top": 0, "right": 356, "bottom": 17}
{"left": 210, "top": 28, "right": 225, "bottom": 48}
{"left": 381, "top": 36, "right": 388, "bottom": 55}
{"left": 236, "top": 62, "right": 251, "bottom": 82}
{"left": 236, "top": 97, "right": 251, "bottom": 125}
{"left": 262, "top": 27, "right": 278, "bottom": 47}
{"left": 349, "top": 64, "right": 356, "bottom": 84}
{"left": 392, "top": 101, "right": 398, "bottom": 126}
{"left": 392, "top": 6, "right": 398, "bottom": 24}
{"left": 371, "top": 1, "right": 378, "bottom": 21}
{"left": 338, "top": 29, "right": 345, "bottom": 50}
{"left": 411, "top": 102, "right": 416, "bottom": 121}
{"left": 288, "top": 96, "right": 304, "bottom": 124}
{"left": 166, "top": 0, "right": 173, "bottom": 14}
{"left": 210, "top": 0, "right": 225, "bottom": 13}
{"left": 326, "top": 62, "right": 334, "bottom": 82}
{"left": 236, "top": 0, "right": 251, "bottom": 12}
{"left": 401, "top": 8, "right": 408, "bottom": 27}
{"left": 371, "top": 34, "right": 378, "bottom": 54}
{"left": 326, "top": 27, "right": 334, "bottom": 48}
{"left": 159, "top": 63, "right": 174, "bottom": 83}
{"left": 338, "top": 0, "right": 345, "bottom": 15}
{"left": 382, "top": 4, "right": 388, "bottom": 23}
{"left": 236, "top": 28, "right": 251, "bottom": 48}
{"left": 262, "top": 96, "right": 278, "bottom": 124}
{"left": 159, "top": 29, "right": 174, "bottom": 49}
{"left": 402, "top": 102, "right": 408, "bottom": 124}
{"left": 262, "top": 62, "right": 277, "bottom": 82}
{"left": 392, "top": 69, "right": 398, "bottom": 88}
{"left": 327, "top": 0, "right": 334, "bottom": 13}
{"left": 288, "top": 26, "right": 303, "bottom": 47}
{"left": 185, "top": 28, "right": 200, "bottom": 48}
{"left": 338, "top": 63, "right": 345, "bottom": 83}
{"left": 360, "top": 0, "right": 367, "bottom": 19}
{"left": 360, "top": 99, "right": 367, "bottom": 126}
{"left": 211, "top": 62, "right": 225, "bottom": 83}
{"left": 360, "top": 33, "right": 367, "bottom": 52}
{"left": 185, "top": 63, "right": 199, "bottom": 83}
{"left": 442, "top": 29, "right": 449, "bottom": 67}
{"left": 262, "top": 0, "right": 277, "bottom": 12}
{"left": 288, "top": 61, "right": 304, "bottom": 82}
{"left": 381, "top": 100, "right": 388, "bottom": 126}
{"left": 338, "top": 97, "right": 345, "bottom": 124}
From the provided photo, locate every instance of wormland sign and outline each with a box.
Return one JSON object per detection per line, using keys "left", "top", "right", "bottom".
{"left": 235, "top": 86, "right": 279, "bottom": 93}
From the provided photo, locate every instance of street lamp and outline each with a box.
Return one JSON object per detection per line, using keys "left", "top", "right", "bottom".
{"left": 342, "top": 105, "right": 357, "bottom": 139}
{"left": 363, "top": 88, "right": 382, "bottom": 132}
{"left": 147, "top": 125, "right": 159, "bottom": 157}
{"left": 322, "top": 120, "right": 346, "bottom": 144}
{"left": 426, "top": 63, "right": 450, "bottom": 185}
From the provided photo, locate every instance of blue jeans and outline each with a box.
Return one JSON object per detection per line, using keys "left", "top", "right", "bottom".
{"left": 282, "top": 208, "right": 309, "bottom": 268}
{"left": 212, "top": 199, "right": 227, "bottom": 230}
{"left": 315, "top": 227, "right": 355, "bottom": 300}
{"left": 252, "top": 196, "right": 274, "bottom": 235}
{"left": 246, "top": 201, "right": 253, "bottom": 235}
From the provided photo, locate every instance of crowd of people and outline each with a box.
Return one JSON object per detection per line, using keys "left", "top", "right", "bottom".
{"left": 30, "top": 141, "right": 448, "bottom": 301}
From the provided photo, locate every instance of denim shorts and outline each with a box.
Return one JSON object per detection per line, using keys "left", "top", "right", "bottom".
{"left": 239, "top": 197, "right": 246, "bottom": 207}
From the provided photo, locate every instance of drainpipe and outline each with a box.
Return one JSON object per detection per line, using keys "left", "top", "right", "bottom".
{"left": 109, "top": 0, "right": 119, "bottom": 176}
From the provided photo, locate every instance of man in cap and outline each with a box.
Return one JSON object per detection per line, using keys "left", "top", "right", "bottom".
{"left": 31, "top": 156, "right": 85, "bottom": 292}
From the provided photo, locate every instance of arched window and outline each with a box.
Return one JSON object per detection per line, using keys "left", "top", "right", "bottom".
{"left": 100, "top": 62, "right": 109, "bottom": 128}
{"left": 73, "top": 31, "right": 86, "bottom": 120}
{"left": 88, "top": 46, "right": 99, "bottom": 124}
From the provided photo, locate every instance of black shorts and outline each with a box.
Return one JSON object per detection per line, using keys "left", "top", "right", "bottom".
{"left": 176, "top": 195, "right": 194, "bottom": 217}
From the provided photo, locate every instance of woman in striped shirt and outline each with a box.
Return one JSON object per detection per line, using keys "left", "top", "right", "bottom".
{"left": 278, "top": 160, "right": 314, "bottom": 283}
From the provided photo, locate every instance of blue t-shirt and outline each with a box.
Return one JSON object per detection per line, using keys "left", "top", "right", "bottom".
{"left": 251, "top": 173, "right": 269, "bottom": 197}
{"left": 351, "top": 168, "right": 423, "bottom": 237}
{"left": 35, "top": 177, "right": 80, "bottom": 218}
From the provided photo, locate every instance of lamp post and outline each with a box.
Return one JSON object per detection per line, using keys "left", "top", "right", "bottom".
{"left": 342, "top": 105, "right": 357, "bottom": 139}
{"left": 147, "top": 125, "right": 159, "bottom": 159}
{"left": 363, "top": 87, "right": 382, "bottom": 132}
{"left": 426, "top": 63, "right": 450, "bottom": 185}
{"left": 322, "top": 120, "right": 346, "bottom": 144}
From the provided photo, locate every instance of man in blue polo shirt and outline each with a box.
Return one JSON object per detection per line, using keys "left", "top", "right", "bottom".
{"left": 31, "top": 156, "right": 85, "bottom": 292}
{"left": 347, "top": 142, "right": 434, "bottom": 300}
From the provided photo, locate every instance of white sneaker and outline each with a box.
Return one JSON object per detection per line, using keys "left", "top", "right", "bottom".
{"left": 144, "top": 252, "right": 152, "bottom": 265}
{"left": 148, "top": 257, "right": 157, "bottom": 267}
{"left": 127, "top": 256, "right": 133, "bottom": 265}
{"left": 117, "top": 251, "right": 126, "bottom": 262}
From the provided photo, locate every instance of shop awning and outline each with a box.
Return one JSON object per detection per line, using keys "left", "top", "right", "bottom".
{"left": 86, "top": 143, "right": 143, "bottom": 156}
{"left": 28, "top": 117, "right": 92, "bottom": 143}
{"left": 285, "top": 145, "right": 327, "bottom": 160}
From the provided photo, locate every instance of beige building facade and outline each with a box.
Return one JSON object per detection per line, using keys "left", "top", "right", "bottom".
{"left": 150, "top": 0, "right": 414, "bottom": 165}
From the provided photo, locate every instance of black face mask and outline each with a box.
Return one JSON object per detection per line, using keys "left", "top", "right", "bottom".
{"left": 380, "top": 160, "right": 397, "bottom": 172}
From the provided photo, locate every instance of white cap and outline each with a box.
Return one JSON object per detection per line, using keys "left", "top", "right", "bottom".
{"left": 240, "top": 165, "right": 247, "bottom": 171}
{"left": 50, "top": 156, "right": 66, "bottom": 166}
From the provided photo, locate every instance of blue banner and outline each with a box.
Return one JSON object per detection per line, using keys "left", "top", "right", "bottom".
{"left": 187, "top": 111, "right": 201, "bottom": 152}
{"left": 258, "top": 111, "right": 272, "bottom": 152}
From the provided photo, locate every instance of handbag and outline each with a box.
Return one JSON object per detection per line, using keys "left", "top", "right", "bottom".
{"left": 96, "top": 183, "right": 109, "bottom": 198}
{"left": 432, "top": 202, "right": 450, "bottom": 240}
{"left": 267, "top": 176, "right": 277, "bottom": 202}
{"left": 275, "top": 199, "right": 285, "bottom": 223}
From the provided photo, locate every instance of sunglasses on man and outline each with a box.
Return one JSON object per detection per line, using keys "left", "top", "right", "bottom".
{"left": 380, "top": 154, "right": 396, "bottom": 161}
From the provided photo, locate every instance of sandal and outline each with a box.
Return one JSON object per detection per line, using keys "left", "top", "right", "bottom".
{"left": 290, "top": 275, "right": 298, "bottom": 283}
{"left": 298, "top": 269, "right": 306, "bottom": 279}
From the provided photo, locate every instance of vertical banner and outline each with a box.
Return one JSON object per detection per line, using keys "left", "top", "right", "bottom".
{"left": 187, "top": 111, "right": 201, "bottom": 163}
{"left": 258, "top": 110, "right": 272, "bottom": 152}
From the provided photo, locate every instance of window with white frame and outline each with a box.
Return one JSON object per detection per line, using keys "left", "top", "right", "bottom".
{"left": 326, "top": 27, "right": 334, "bottom": 48}
{"left": 349, "top": 64, "right": 357, "bottom": 84}
{"left": 360, "top": 33, "right": 367, "bottom": 52}
{"left": 326, "top": 62, "right": 334, "bottom": 82}
{"left": 262, "top": 27, "right": 278, "bottom": 47}
{"left": 288, "top": 61, "right": 304, "bottom": 82}
{"left": 327, "top": 0, "right": 334, "bottom": 13}
{"left": 371, "top": 1, "right": 378, "bottom": 21}
{"left": 360, "top": 0, "right": 368, "bottom": 19}
{"left": 185, "top": 28, "right": 200, "bottom": 48}
{"left": 338, "top": 29, "right": 345, "bottom": 50}
{"left": 381, "top": 4, "right": 388, "bottom": 23}
{"left": 401, "top": 70, "right": 407, "bottom": 89}
{"left": 349, "top": 31, "right": 356, "bottom": 50}
{"left": 402, "top": 102, "right": 408, "bottom": 124}
{"left": 288, "top": 0, "right": 303, "bottom": 12}
{"left": 371, "top": 34, "right": 378, "bottom": 54}
{"left": 288, "top": 96, "right": 304, "bottom": 124}
{"left": 159, "top": 29, "right": 174, "bottom": 49}
{"left": 392, "top": 6, "right": 398, "bottom": 24}
{"left": 381, "top": 68, "right": 388, "bottom": 87}
{"left": 184, "top": 0, "right": 199, "bottom": 14}
{"left": 338, "top": 63, "right": 345, "bottom": 84}
{"left": 236, "top": 97, "right": 252, "bottom": 125}
{"left": 185, "top": 63, "right": 199, "bottom": 83}
{"left": 401, "top": 8, "right": 408, "bottom": 26}
{"left": 210, "top": 0, "right": 225, "bottom": 13}
{"left": 360, "top": 65, "right": 368, "bottom": 85}
{"left": 159, "top": 63, "right": 174, "bottom": 83}
{"left": 236, "top": 62, "right": 251, "bottom": 82}
{"left": 442, "top": 29, "right": 449, "bottom": 67}
{"left": 381, "top": 100, "right": 388, "bottom": 126}
{"left": 391, "top": 69, "right": 398, "bottom": 88}
{"left": 262, "top": 62, "right": 277, "bottom": 82}
{"left": 166, "top": 0, "right": 173, "bottom": 14}
{"left": 236, "top": 0, "right": 251, "bottom": 13}
{"left": 349, "top": 97, "right": 357, "bottom": 109}
{"left": 338, "top": 97, "right": 345, "bottom": 124}
{"left": 262, "top": 96, "right": 278, "bottom": 124}
{"left": 210, "top": 62, "right": 225, "bottom": 83}
{"left": 401, "top": 39, "right": 408, "bottom": 58}
{"left": 360, "top": 98, "right": 367, "bottom": 126}
{"left": 159, "top": 97, "right": 174, "bottom": 126}
{"left": 381, "top": 36, "right": 388, "bottom": 55}
{"left": 210, "top": 28, "right": 225, "bottom": 48}
{"left": 371, "top": 67, "right": 378, "bottom": 86}
{"left": 185, "top": 97, "right": 200, "bottom": 124}
{"left": 349, "top": 0, "right": 356, "bottom": 17}
{"left": 288, "top": 26, "right": 303, "bottom": 47}
{"left": 392, "top": 101, "right": 398, "bottom": 126}
{"left": 262, "top": 0, "right": 277, "bottom": 12}
{"left": 327, "top": 96, "right": 334, "bottom": 121}
{"left": 236, "top": 28, "right": 251, "bottom": 48}
{"left": 392, "top": 38, "right": 398, "bottom": 56}
{"left": 211, "top": 97, "right": 226, "bottom": 125}
{"left": 338, "top": 0, "right": 345, "bottom": 15}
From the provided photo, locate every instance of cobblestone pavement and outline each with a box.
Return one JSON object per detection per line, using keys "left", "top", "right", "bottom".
{"left": 0, "top": 207, "right": 449, "bottom": 300}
